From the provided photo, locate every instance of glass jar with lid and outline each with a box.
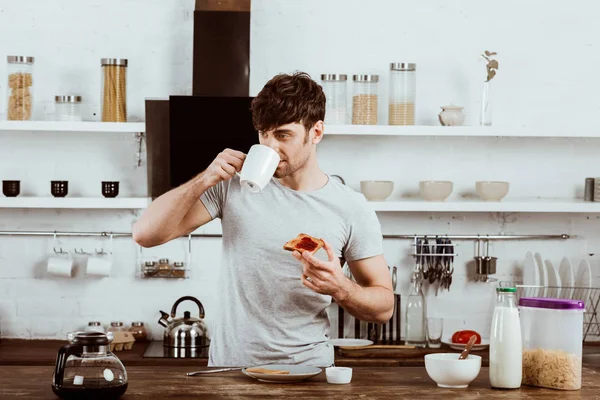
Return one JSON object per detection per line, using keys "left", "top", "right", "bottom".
{"left": 389, "top": 62, "right": 416, "bottom": 125}
{"left": 85, "top": 321, "right": 105, "bottom": 333}
{"left": 519, "top": 297, "right": 585, "bottom": 390}
{"left": 352, "top": 74, "right": 378, "bottom": 125}
{"left": 157, "top": 258, "right": 171, "bottom": 277}
{"left": 54, "top": 95, "right": 83, "bottom": 121}
{"left": 172, "top": 261, "right": 186, "bottom": 278}
{"left": 128, "top": 322, "right": 148, "bottom": 341}
{"left": 142, "top": 261, "right": 157, "bottom": 278}
{"left": 107, "top": 321, "right": 124, "bottom": 333}
{"left": 321, "top": 74, "right": 348, "bottom": 124}
{"left": 101, "top": 58, "right": 128, "bottom": 122}
{"left": 6, "top": 56, "right": 34, "bottom": 121}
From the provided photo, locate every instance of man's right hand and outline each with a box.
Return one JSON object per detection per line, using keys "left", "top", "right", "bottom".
{"left": 202, "top": 148, "right": 246, "bottom": 188}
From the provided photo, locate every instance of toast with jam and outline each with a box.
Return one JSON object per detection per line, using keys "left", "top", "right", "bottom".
{"left": 283, "top": 233, "right": 324, "bottom": 255}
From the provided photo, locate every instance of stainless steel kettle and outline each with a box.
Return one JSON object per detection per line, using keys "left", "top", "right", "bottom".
{"left": 158, "top": 296, "right": 209, "bottom": 348}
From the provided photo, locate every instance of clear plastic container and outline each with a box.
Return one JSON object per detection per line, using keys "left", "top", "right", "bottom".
{"left": 7, "top": 56, "right": 34, "bottom": 121}
{"left": 101, "top": 58, "right": 128, "bottom": 122}
{"left": 54, "top": 96, "right": 82, "bottom": 121}
{"left": 352, "top": 74, "right": 378, "bottom": 125}
{"left": 388, "top": 62, "right": 416, "bottom": 125}
{"left": 519, "top": 297, "right": 585, "bottom": 390}
{"left": 321, "top": 74, "right": 347, "bottom": 124}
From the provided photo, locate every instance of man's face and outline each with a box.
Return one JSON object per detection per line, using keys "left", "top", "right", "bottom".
{"left": 258, "top": 122, "right": 313, "bottom": 179}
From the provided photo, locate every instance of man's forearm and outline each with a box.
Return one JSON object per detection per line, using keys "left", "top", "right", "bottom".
{"left": 334, "top": 281, "right": 394, "bottom": 324}
{"left": 132, "top": 172, "right": 209, "bottom": 247}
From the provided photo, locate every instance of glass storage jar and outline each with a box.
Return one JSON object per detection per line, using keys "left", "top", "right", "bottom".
{"left": 129, "top": 322, "right": 148, "bottom": 341}
{"left": 321, "top": 74, "right": 348, "bottom": 124}
{"left": 85, "top": 321, "right": 105, "bottom": 333}
{"left": 389, "top": 62, "right": 416, "bottom": 125}
{"left": 352, "top": 74, "right": 378, "bottom": 125}
{"left": 519, "top": 297, "right": 585, "bottom": 390}
{"left": 101, "top": 58, "right": 128, "bottom": 122}
{"left": 6, "top": 56, "right": 34, "bottom": 121}
{"left": 172, "top": 261, "right": 186, "bottom": 278}
{"left": 107, "top": 321, "right": 124, "bottom": 333}
{"left": 157, "top": 258, "right": 171, "bottom": 277}
{"left": 54, "top": 95, "right": 82, "bottom": 121}
{"left": 142, "top": 261, "right": 157, "bottom": 277}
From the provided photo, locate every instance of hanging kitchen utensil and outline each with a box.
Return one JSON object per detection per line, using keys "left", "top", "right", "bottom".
{"left": 474, "top": 238, "right": 484, "bottom": 281}
{"left": 447, "top": 238, "right": 454, "bottom": 290}
{"left": 477, "top": 239, "right": 497, "bottom": 279}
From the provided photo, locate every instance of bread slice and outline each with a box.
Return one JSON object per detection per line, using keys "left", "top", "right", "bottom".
{"left": 283, "top": 233, "right": 324, "bottom": 255}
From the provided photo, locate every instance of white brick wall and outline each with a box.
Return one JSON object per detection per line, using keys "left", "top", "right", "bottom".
{"left": 0, "top": 0, "right": 599, "bottom": 341}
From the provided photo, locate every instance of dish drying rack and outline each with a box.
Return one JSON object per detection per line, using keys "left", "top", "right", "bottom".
{"left": 506, "top": 283, "right": 600, "bottom": 341}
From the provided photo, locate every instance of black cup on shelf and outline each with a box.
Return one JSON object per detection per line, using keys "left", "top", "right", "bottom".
{"left": 2, "top": 180, "right": 20, "bottom": 197}
{"left": 102, "top": 181, "right": 120, "bottom": 198}
{"left": 51, "top": 181, "right": 68, "bottom": 197}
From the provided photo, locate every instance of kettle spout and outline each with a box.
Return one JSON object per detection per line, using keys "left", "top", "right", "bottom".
{"left": 158, "top": 310, "right": 170, "bottom": 328}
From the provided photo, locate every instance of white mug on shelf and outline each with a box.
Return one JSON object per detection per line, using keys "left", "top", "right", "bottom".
{"left": 47, "top": 255, "right": 74, "bottom": 278}
{"left": 237, "top": 144, "right": 280, "bottom": 193}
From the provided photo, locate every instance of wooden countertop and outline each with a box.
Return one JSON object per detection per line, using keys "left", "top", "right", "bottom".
{"left": 1, "top": 365, "right": 599, "bottom": 399}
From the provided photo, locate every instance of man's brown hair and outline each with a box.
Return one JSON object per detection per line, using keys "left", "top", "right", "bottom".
{"left": 251, "top": 71, "right": 326, "bottom": 136}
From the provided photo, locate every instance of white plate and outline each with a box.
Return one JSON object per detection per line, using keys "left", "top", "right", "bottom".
{"left": 545, "top": 259, "right": 560, "bottom": 298}
{"left": 558, "top": 256, "right": 575, "bottom": 299}
{"left": 327, "top": 339, "right": 373, "bottom": 347}
{"left": 534, "top": 252, "right": 547, "bottom": 296}
{"left": 442, "top": 339, "right": 489, "bottom": 351}
{"left": 523, "top": 251, "right": 538, "bottom": 286}
{"left": 242, "top": 364, "right": 322, "bottom": 383}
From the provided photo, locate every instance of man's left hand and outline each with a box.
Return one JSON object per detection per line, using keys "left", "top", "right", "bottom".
{"left": 292, "top": 239, "right": 353, "bottom": 301}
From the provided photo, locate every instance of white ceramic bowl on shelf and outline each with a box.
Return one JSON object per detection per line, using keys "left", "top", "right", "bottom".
{"left": 360, "top": 181, "right": 394, "bottom": 201}
{"left": 424, "top": 353, "right": 482, "bottom": 388}
{"left": 419, "top": 181, "right": 453, "bottom": 201}
{"left": 476, "top": 181, "right": 509, "bottom": 201}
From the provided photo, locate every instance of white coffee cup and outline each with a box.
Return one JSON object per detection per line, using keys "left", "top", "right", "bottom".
{"left": 86, "top": 256, "right": 112, "bottom": 277}
{"left": 47, "top": 255, "right": 74, "bottom": 278}
{"left": 237, "top": 144, "right": 280, "bottom": 193}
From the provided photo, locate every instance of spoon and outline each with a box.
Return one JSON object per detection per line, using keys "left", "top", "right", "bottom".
{"left": 458, "top": 335, "right": 478, "bottom": 360}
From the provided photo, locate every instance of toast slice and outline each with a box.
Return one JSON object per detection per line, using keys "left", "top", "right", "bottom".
{"left": 283, "top": 233, "right": 324, "bottom": 255}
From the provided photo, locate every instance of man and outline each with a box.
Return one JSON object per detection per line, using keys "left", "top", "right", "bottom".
{"left": 133, "top": 72, "right": 394, "bottom": 367}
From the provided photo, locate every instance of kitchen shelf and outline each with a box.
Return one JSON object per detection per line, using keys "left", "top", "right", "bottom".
{"left": 324, "top": 124, "right": 600, "bottom": 138}
{"left": 368, "top": 198, "right": 600, "bottom": 213}
{"left": 0, "top": 121, "right": 145, "bottom": 133}
{"left": 0, "top": 197, "right": 151, "bottom": 209}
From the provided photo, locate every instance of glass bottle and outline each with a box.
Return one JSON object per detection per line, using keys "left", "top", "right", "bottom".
{"left": 489, "top": 287, "right": 522, "bottom": 389}
{"left": 405, "top": 271, "right": 426, "bottom": 347}
{"left": 480, "top": 80, "right": 492, "bottom": 126}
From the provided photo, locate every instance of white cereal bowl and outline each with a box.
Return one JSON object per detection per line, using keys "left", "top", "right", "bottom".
{"left": 360, "top": 181, "right": 394, "bottom": 201}
{"left": 325, "top": 367, "right": 353, "bottom": 384}
{"left": 419, "top": 181, "right": 453, "bottom": 201}
{"left": 424, "top": 353, "right": 482, "bottom": 389}
{"left": 476, "top": 181, "right": 509, "bottom": 201}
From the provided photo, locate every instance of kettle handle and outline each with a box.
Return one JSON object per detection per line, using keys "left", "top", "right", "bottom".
{"left": 53, "top": 344, "right": 83, "bottom": 387}
{"left": 171, "top": 296, "right": 205, "bottom": 319}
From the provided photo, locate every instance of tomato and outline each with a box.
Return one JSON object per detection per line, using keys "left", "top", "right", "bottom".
{"left": 451, "top": 330, "right": 481, "bottom": 344}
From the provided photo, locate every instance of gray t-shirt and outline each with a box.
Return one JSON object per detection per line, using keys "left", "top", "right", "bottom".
{"left": 200, "top": 174, "right": 383, "bottom": 367}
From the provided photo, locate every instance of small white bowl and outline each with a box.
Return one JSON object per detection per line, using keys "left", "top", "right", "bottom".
{"left": 325, "top": 367, "right": 353, "bottom": 384}
{"left": 419, "top": 181, "right": 453, "bottom": 201}
{"left": 360, "top": 181, "right": 394, "bottom": 201}
{"left": 476, "top": 181, "right": 509, "bottom": 201}
{"left": 424, "top": 353, "right": 482, "bottom": 388}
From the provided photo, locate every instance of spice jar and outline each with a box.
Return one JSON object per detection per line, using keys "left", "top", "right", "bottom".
{"left": 142, "top": 261, "right": 157, "bottom": 277}
{"left": 6, "top": 56, "right": 34, "bottom": 121}
{"left": 352, "top": 74, "right": 378, "bottom": 125}
{"left": 388, "top": 63, "right": 416, "bottom": 125}
{"left": 101, "top": 58, "right": 128, "bottom": 122}
{"left": 85, "top": 321, "right": 104, "bottom": 333}
{"left": 107, "top": 321, "right": 124, "bottom": 333}
{"left": 157, "top": 258, "right": 171, "bottom": 277}
{"left": 129, "top": 322, "right": 148, "bottom": 341}
{"left": 321, "top": 74, "right": 348, "bottom": 124}
{"left": 54, "top": 96, "right": 82, "bottom": 121}
{"left": 519, "top": 297, "right": 585, "bottom": 390}
{"left": 172, "top": 261, "right": 186, "bottom": 278}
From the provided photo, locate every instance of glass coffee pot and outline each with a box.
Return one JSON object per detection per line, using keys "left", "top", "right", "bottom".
{"left": 52, "top": 331, "right": 128, "bottom": 399}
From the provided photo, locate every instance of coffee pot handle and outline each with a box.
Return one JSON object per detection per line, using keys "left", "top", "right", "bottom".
{"left": 53, "top": 344, "right": 83, "bottom": 387}
{"left": 170, "top": 296, "right": 205, "bottom": 319}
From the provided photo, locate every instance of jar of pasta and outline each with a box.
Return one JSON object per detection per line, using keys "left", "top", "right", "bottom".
{"left": 352, "top": 74, "right": 378, "bottom": 125}
{"left": 6, "top": 56, "right": 34, "bottom": 121}
{"left": 101, "top": 58, "right": 128, "bottom": 122}
{"left": 388, "top": 62, "right": 416, "bottom": 125}
{"left": 519, "top": 297, "right": 585, "bottom": 390}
